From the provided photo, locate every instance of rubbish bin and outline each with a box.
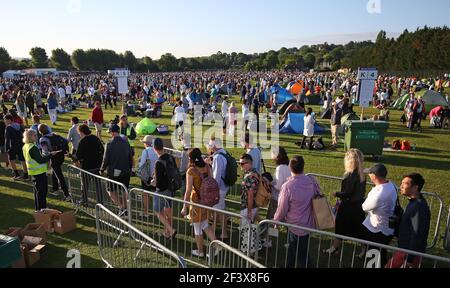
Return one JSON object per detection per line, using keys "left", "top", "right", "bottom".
{"left": 344, "top": 121, "right": 389, "bottom": 159}
{"left": 0, "top": 235, "right": 21, "bottom": 268}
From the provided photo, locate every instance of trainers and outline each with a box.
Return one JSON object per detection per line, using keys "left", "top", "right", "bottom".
{"left": 63, "top": 195, "right": 73, "bottom": 203}
{"left": 192, "top": 250, "right": 205, "bottom": 258}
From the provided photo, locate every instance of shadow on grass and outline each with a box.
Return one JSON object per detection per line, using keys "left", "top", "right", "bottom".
{"left": 381, "top": 154, "right": 450, "bottom": 172}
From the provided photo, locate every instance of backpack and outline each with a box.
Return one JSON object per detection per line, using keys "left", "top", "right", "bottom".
{"left": 194, "top": 168, "right": 220, "bottom": 207}
{"left": 157, "top": 125, "right": 169, "bottom": 135}
{"left": 254, "top": 174, "right": 272, "bottom": 208}
{"left": 390, "top": 197, "right": 404, "bottom": 238}
{"left": 219, "top": 152, "right": 238, "bottom": 187}
{"left": 137, "top": 149, "right": 153, "bottom": 184}
{"left": 48, "top": 134, "right": 69, "bottom": 154}
{"left": 159, "top": 155, "right": 182, "bottom": 192}
{"left": 392, "top": 140, "right": 402, "bottom": 150}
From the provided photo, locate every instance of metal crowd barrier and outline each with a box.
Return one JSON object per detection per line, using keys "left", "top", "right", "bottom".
{"left": 208, "top": 240, "right": 265, "bottom": 268}
{"left": 127, "top": 188, "right": 255, "bottom": 268}
{"left": 306, "top": 173, "right": 444, "bottom": 249}
{"left": 255, "top": 220, "right": 450, "bottom": 269}
{"left": 95, "top": 204, "right": 187, "bottom": 268}
{"left": 444, "top": 207, "right": 450, "bottom": 252}
{"left": 67, "top": 165, "right": 129, "bottom": 218}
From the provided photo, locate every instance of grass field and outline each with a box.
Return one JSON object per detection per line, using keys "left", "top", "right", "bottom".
{"left": 1, "top": 90, "right": 449, "bottom": 268}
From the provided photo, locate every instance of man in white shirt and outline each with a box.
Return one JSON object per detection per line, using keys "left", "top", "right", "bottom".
{"left": 362, "top": 163, "right": 397, "bottom": 266}
{"left": 88, "top": 86, "right": 95, "bottom": 97}
{"left": 173, "top": 100, "right": 186, "bottom": 140}
{"left": 65, "top": 84, "right": 72, "bottom": 98}
{"left": 58, "top": 85, "right": 66, "bottom": 107}
{"left": 221, "top": 96, "right": 229, "bottom": 136}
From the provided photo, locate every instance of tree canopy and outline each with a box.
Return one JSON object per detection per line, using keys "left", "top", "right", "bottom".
{"left": 1, "top": 26, "right": 448, "bottom": 74}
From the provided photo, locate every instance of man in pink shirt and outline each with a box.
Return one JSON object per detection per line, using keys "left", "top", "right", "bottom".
{"left": 274, "top": 156, "right": 319, "bottom": 268}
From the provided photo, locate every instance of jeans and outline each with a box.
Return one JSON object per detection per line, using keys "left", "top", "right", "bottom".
{"left": 287, "top": 232, "right": 311, "bottom": 268}
{"left": 33, "top": 173, "right": 48, "bottom": 211}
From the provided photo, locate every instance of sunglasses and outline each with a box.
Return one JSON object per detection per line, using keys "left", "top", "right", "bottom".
{"left": 239, "top": 162, "right": 249, "bottom": 166}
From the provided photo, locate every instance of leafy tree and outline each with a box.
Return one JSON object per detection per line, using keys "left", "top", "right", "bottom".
{"left": 50, "top": 48, "right": 72, "bottom": 70}
{"left": 0, "top": 47, "right": 12, "bottom": 72}
{"left": 29, "top": 47, "right": 48, "bottom": 68}
{"left": 304, "top": 53, "right": 316, "bottom": 69}
{"left": 71, "top": 49, "right": 88, "bottom": 70}
{"left": 123, "top": 50, "right": 138, "bottom": 71}
{"left": 157, "top": 53, "right": 178, "bottom": 71}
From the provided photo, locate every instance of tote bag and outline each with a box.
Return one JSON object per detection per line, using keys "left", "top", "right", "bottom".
{"left": 309, "top": 176, "right": 335, "bottom": 230}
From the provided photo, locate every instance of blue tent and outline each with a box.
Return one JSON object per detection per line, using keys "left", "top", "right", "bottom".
{"left": 270, "top": 84, "right": 294, "bottom": 105}
{"left": 280, "top": 113, "right": 325, "bottom": 135}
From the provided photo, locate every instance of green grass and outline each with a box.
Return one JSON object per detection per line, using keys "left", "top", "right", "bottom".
{"left": 1, "top": 89, "right": 449, "bottom": 268}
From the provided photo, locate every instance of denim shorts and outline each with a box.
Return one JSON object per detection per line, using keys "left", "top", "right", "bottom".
{"left": 153, "top": 190, "right": 174, "bottom": 213}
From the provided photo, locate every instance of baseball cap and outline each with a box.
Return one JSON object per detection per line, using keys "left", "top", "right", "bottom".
{"left": 364, "top": 163, "right": 388, "bottom": 178}
{"left": 152, "top": 138, "right": 164, "bottom": 150}
{"left": 109, "top": 124, "right": 120, "bottom": 133}
{"left": 141, "top": 135, "right": 153, "bottom": 144}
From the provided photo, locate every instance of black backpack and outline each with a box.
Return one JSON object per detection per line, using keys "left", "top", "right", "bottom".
{"left": 159, "top": 155, "right": 182, "bottom": 192}
{"left": 48, "top": 134, "right": 69, "bottom": 154}
{"left": 390, "top": 197, "right": 404, "bottom": 238}
{"left": 219, "top": 152, "right": 238, "bottom": 187}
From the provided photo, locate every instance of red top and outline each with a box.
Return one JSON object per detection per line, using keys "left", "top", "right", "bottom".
{"left": 13, "top": 115, "right": 23, "bottom": 125}
{"left": 91, "top": 107, "right": 104, "bottom": 124}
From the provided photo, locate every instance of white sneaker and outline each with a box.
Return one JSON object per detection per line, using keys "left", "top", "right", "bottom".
{"left": 191, "top": 250, "right": 205, "bottom": 258}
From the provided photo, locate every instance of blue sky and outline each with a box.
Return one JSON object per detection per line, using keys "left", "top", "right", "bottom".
{"left": 2, "top": 0, "right": 449, "bottom": 59}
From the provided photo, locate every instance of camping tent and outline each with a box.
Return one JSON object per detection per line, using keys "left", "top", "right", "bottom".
{"left": 306, "top": 93, "right": 322, "bottom": 105}
{"left": 279, "top": 99, "right": 297, "bottom": 115}
{"left": 270, "top": 84, "right": 294, "bottom": 105}
{"left": 280, "top": 113, "right": 325, "bottom": 135}
{"left": 136, "top": 118, "right": 157, "bottom": 135}
{"left": 421, "top": 90, "right": 448, "bottom": 111}
{"left": 392, "top": 94, "right": 410, "bottom": 110}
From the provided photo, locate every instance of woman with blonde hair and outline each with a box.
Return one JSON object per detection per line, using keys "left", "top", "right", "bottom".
{"left": 22, "top": 129, "right": 58, "bottom": 211}
{"left": 324, "top": 148, "right": 366, "bottom": 255}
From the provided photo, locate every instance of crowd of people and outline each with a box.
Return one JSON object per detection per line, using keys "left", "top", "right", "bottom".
{"left": 0, "top": 70, "right": 445, "bottom": 268}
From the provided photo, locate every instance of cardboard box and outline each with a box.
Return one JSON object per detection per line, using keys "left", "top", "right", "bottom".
{"left": 33, "top": 209, "right": 62, "bottom": 233}
{"left": 11, "top": 245, "right": 26, "bottom": 269}
{"left": 22, "top": 224, "right": 47, "bottom": 244}
{"left": 6, "top": 227, "right": 23, "bottom": 240}
{"left": 54, "top": 211, "right": 77, "bottom": 235}
{"left": 24, "top": 245, "right": 45, "bottom": 267}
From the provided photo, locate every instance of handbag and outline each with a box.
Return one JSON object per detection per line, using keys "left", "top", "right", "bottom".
{"left": 240, "top": 224, "right": 262, "bottom": 255}
{"left": 310, "top": 176, "right": 335, "bottom": 230}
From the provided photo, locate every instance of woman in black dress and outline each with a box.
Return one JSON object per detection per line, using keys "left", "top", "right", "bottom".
{"left": 324, "top": 149, "right": 366, "bottom": 254}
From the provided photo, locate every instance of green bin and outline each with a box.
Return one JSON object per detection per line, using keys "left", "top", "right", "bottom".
{"left": 0, "top": 235, "right": 21, "bottom": 268}
{"left": 344, "top": 121, "right": 390, "bottom": 158}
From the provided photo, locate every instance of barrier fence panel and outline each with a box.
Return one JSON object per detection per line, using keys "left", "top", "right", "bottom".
{"left": 128, "top": 188, "right": 258, "bottom": 268}
{"left": 255, "top": 220, "right": 450, "bottom": 269}
{"left": 208, "top": 240, "right": 265, "bottom": 268}
{"left": 306, "top": 173, "right": 444, "bottom": 249}
{"left": 444, "top": 207, "right": 450, "bottom": 252}
{"left": 95, "top": 204, "right": 187, "bottom": 268}
{"left": 67, "top": 165, "right": 129, "bottom": 219}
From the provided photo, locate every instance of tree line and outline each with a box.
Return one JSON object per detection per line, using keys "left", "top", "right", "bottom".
{"left": 0, "top": 26, "right": 448, "bottom": 74}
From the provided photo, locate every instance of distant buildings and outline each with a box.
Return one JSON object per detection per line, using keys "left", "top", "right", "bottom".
{"left": 2, "top": 68, "right": 68, "bottom": 78}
